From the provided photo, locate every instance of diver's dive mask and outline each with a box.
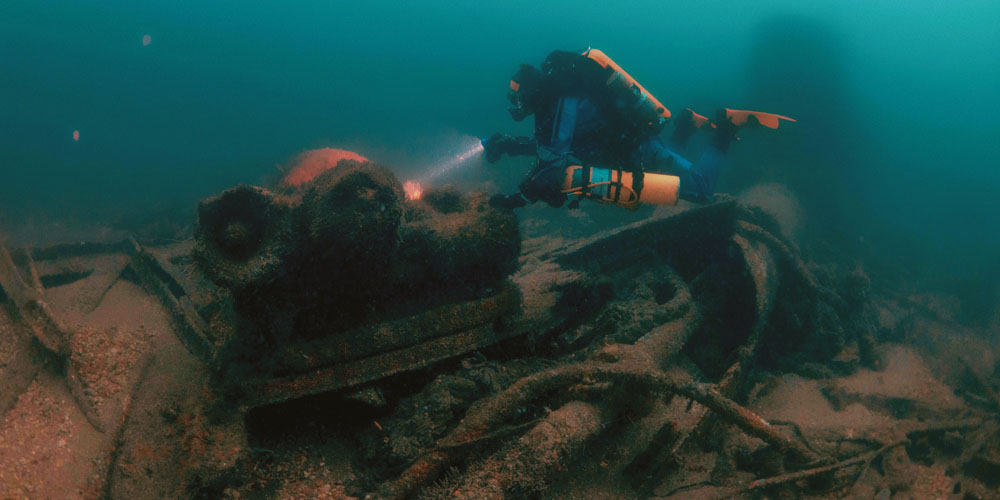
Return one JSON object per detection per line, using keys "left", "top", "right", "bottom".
{"left": 507, "top": 64, "right": 542, "bottom": 122}
{"left": 508, "top": 92, "right": 531, "bottom": 121}
{"left": 507, "top": 80, "right": 532, "bottom": 121}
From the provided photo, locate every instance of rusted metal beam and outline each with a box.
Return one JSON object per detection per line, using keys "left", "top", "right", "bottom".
{"left": 0, "top": 243, "right": 69, "bottom": 354}
{"left": 271, "top": 283, "right": 521, "bottom": 373}
{"left": 28, "top": 240, "right": 133, "bottom": 262}
{"left": 8, "top": 248, "right": 44, "bottom": 293}
{"left": 123, "top": 238, "right": 217, "bottom": 366}
{"left": 247, "top": 320, "right": 524, "bottom": 408}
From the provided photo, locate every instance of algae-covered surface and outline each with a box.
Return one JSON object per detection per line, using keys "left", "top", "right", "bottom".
{"left": 4, "top": 2, "right": 999, "bottom": 498}
{"left": 2, "top": 183, "right": 999, "bottom": 500}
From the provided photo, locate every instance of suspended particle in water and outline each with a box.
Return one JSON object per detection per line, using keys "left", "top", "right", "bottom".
{"left": 73, "top": 130, "right": 80, "bottom": 141}
{"left": 142, "top": 34, "right": 151, "bottom": 46}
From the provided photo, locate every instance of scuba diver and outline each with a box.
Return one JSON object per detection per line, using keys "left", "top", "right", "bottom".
{"left": 482, "top": 48, "right": 793, "bottom": 210}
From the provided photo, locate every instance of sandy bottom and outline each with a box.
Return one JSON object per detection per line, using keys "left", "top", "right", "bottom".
{"left": 0, "top": 235, "right": 996, "bottom": 500}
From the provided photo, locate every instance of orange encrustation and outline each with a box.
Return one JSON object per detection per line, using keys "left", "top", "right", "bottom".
{"left": 281, "top": 148, "right": 369, "bottom": 187}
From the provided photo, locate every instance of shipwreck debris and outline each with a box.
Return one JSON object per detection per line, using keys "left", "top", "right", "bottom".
{"left": 4, "top": 155, "right": 999, "bottom": 499}
{"left": 190, "top": 158, "right": 523, "bottom": 406}
{"left": 0, "top": 242, "right": 71, "bottom": 355}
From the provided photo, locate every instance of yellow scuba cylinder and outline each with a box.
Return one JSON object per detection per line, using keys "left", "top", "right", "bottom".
{"left": 582, "top": 48, "right": 671, "bottom": 130}
{"left": 561, "top": 165, "right": 679, "bottom": 210}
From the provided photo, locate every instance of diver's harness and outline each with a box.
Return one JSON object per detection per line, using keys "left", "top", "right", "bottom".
{"left": 535, "top": 49, "right": 678, "bottom": 210}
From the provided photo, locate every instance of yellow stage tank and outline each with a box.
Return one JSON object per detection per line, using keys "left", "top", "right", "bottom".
{"left": 562, "top": 165, "right": 679, "bottom": 210}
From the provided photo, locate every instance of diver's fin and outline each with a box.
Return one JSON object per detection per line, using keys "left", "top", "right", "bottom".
{"left": 689, "top": 110, "right": 712, "bottom": 129}
{"left": 723, "top": 109, "right": 796, "bottom": 130}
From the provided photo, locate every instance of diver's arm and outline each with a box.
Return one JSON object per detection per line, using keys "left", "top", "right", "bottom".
{"left": 506, "top": 136, "right": 537, "bottom": 156}
{"left": 481, "top": 134, "right": 537, "bottom": 163}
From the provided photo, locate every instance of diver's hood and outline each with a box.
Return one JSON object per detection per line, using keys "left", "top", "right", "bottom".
{"left": 508, "top": 64, "right": 543, "bottom": 122}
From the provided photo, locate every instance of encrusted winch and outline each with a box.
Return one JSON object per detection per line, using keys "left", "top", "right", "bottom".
{"left": 189, "top": 151, "right": 523, "bottom": 403}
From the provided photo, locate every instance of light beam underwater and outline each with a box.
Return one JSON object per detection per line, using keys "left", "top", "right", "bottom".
{"left": 404, "top": 136, "right": 485, "bottom": 200}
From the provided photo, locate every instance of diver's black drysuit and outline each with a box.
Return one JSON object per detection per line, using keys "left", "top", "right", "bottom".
{"left": 484, "top": 50, "right": 737, "bottom": 208}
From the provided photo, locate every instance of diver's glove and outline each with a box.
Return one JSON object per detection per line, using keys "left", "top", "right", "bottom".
{"left": 489, "top": 193, "right": 528, "bottom": 210}
{"left": 482, "top": 133, "right": 513, "bottom": 163}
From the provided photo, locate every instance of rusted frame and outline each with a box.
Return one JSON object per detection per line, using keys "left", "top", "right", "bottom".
{"left": 123, "top": 238, "right": 217, "bottom": 365}
{"left": 0, "top": 242, "right": 69, "bottom": 355}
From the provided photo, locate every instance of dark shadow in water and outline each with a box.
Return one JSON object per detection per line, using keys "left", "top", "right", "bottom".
{"left": 734, "top": 15, "right": 1000, "bottom": 325}
{"left": 733, "top": 15, "right": 874, "bottom": 251}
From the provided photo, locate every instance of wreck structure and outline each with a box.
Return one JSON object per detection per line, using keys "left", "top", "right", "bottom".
{"left": 193, "top": 158, "right": 522, "bottom": 405}
{"left": 1, "top": 153, "right": 998, "bottom": 499}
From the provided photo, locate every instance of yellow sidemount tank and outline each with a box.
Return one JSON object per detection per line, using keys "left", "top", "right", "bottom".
{"left": 562, "top": 165, "right": 679, "bottom": 210}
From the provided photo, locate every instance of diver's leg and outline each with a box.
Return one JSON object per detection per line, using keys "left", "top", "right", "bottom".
{"left": 519, "top": 161, "right": 568, "bottom": 208}
{"left": 677, "top": 111, "right": 739, "bottom": 202}
{"left": 637, "top": 138, "right": 692, "bottom": 171}
{"left": 677, "top": 146, "right": 725, "bottom": 202}
{"left": 634, "top": 134, "right": 725, "bottom": 203}
{"left": 670, "top": 108, "right": 698, "bottom": 149}
{"left": 634, "top": 109, "right": 739, "bottom": 203}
